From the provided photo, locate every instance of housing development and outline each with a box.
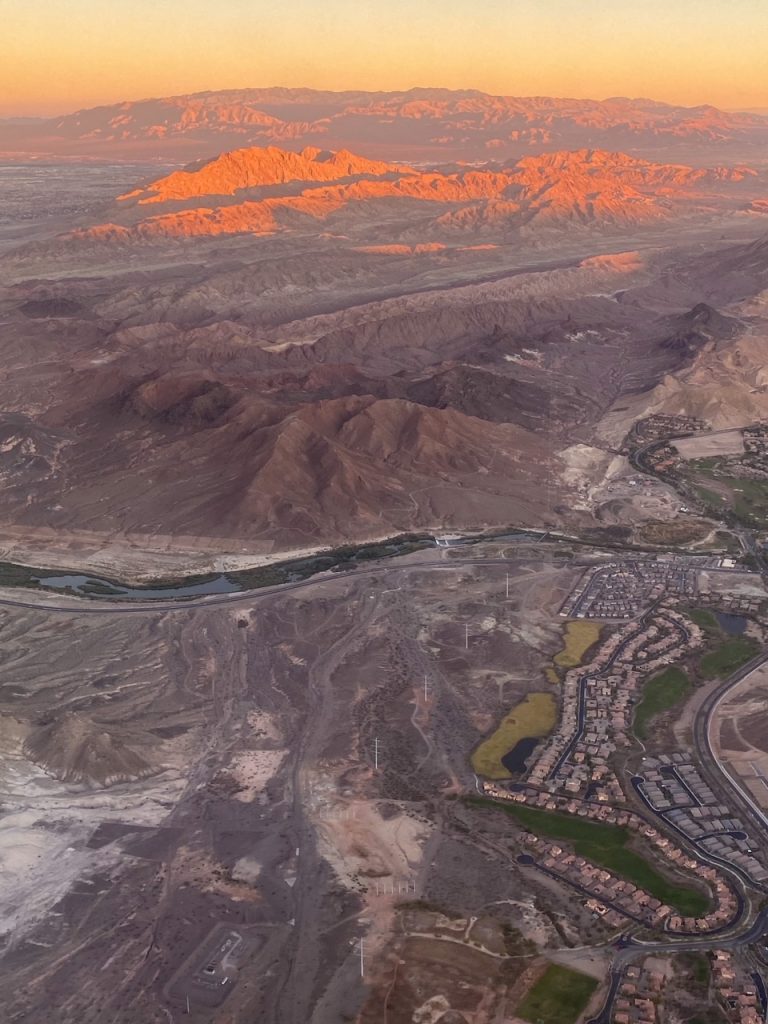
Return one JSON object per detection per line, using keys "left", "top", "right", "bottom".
{"left": 482, "top": 550, "right": 768, "bottom": 1023}
{"left": 4, "top": 68, "right": 768, "bottom": 1023}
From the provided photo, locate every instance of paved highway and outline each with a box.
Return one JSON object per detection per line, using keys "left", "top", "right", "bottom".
{"left": 0, "top": 556, "right": 541, "bottom": 616}
{"left": 694, "top": 652, "right": 768, "bottom": 844}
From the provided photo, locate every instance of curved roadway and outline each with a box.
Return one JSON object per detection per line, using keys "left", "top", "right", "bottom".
{"left": 587, "top": 651, "right": 768, "bottom": 1023}
{"left": 3, "top": 463, "right": 766, "bottom": 1019}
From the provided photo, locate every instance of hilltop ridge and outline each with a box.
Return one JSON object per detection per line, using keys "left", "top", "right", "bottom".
{"left": 53, "top": 143, "right": 765, "bottom": 247}
{"left": 120, "top": 144, "right": 412, "bottom": 203}
{"left": 3, "top": 87, "right": 768, "bottom": 163}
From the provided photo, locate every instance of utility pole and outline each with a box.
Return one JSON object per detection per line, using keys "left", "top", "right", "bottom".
{"left": 506, "top": 573, "right": 510, "bottom": 599}
{"left": 186, "top": 995, "right": 190, "bottom": 1015}
{"left": 465, "top": 624, "right": 469, "bottom": 649}
{"left": 359, "top": 937, "right": 365, "bottom": 977}
{"left": 423, "top": 673, "right": 428, "bottom": 702}
{"left": 374, "top": 737, "right": 380, "bottom": 770}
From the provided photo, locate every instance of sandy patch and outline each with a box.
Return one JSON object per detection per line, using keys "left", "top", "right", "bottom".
{"left": 307, "top": 771, "right": 430, "bottom": 891}
{"left": 0, "top": 725, "right": 186, "bottom": 943}
{"left": 306, "top": 774, "right": 432, "bottom": 956}
{"left": 231, "top": 856, "right": 262, "bottom": 885}
{"left": 172, "top": 846, "right": 262, "bottom": 900}
{"left": 698, "top": 570, "right": 766, "bottom": 598}
{"left": 246, "top": 709, "right": 284, "bottom": 743}
{"left": 413, "top": 995, "right": 451, "bottom": 1023}
{"left": 228, "top": 749, "right": 287, "bottom": 802}
{"left": 558, "top": 445, "right": 615, "bottom": 509}
{"left": 315, "top": 798, "right": 430, "bottom": 887}
{"left": 673, "top": 431, "right": 745, "bottom": 459}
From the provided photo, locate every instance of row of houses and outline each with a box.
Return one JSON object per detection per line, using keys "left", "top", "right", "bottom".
{"left": 527, "top": 607, "right": 703, "bottom": 800}
{"left": 522, "top": 833, "right": 674, "bottom": 931}
{"left": 559, "top": 558, "right": 699, "bottom": 620}
{"left": 637, "top": 754, "right": 768, "bottom": 883}
{"left": 483, "top": 783, "right": 737, "bottom": 934}
{"left": 712, "top": 951, "right": 764, "bottom": 1024}
{"left": 611, "top": 963, "right": 665, "bottom": 1024}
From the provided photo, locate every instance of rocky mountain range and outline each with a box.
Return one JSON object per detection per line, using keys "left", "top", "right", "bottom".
{"left": 2, "top": 126, "right": 768, "bottom": 571}
{"left": 16, "top": 142, "right": 767, "bottom": 256}
{"left": 4, "top": 88, "right": 768, "bottom": 164}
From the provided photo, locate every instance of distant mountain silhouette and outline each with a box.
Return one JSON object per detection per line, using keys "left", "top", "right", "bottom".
{"left": 3, "top": 87, "right": 768, "bottom": 162}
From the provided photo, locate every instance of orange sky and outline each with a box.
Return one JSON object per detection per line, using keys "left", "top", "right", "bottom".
{"left": 3, "top": 0, "right": 767, "bottom": 116}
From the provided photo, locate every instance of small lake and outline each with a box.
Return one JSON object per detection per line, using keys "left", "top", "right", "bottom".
{"left": 713, "top": 610, "right": 748, "bottom": 635}
{"left": 501, "top": 736, "right": 540, "bottom": 774}
{"left": 25, "top": 533, "right": 436, "bottom": 601}
{"left": 35, "top": 574, "right": 241, "bottom": 600}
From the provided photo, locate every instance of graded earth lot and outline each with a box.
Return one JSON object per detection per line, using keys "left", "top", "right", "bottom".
{"left": 711, "top": 662, "right": 768, "bottom": 812}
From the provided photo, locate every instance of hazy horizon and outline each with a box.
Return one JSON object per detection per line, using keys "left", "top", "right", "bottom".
{"left": 3, "top": 83, "right": 768, "bottom": 122}
{"left": 4, "top": 0, "right": 768, "bottom": 116}
{"left": 4, "top": 3, "right": 768, "bottom": 1021}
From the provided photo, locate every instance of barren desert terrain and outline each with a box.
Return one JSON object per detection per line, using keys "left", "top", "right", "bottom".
{"left": 3, "top": 82, "right": 768, "bottom": 1024}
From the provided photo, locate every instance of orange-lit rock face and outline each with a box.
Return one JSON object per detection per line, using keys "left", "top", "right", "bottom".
{"left": 66, "top": 143, "right": 764, "bottom": 245}
{"left": 119, "top": 145, "right": 414, "bottom": 203}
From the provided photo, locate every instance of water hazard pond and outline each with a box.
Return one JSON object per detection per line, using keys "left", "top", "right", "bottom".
{"left": 500, "top": 736, "right": 540, "bottom": 774}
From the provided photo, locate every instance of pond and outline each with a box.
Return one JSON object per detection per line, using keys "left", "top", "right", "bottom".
{"left": 713, "top": 610, "right": 748, "bottom": 635}
{"left": 501, "top": 736, "right": 540, "bottom": 775}
{"left": 35, "top": 573, "right": 241, "bottom": 599}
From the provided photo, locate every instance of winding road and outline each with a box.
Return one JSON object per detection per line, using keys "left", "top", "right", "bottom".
{"left": 2, "top": 495, "right": 766, "bottom": 1020}
{"left": 586, "top": 639, "right": 768, "bottom": 1022}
